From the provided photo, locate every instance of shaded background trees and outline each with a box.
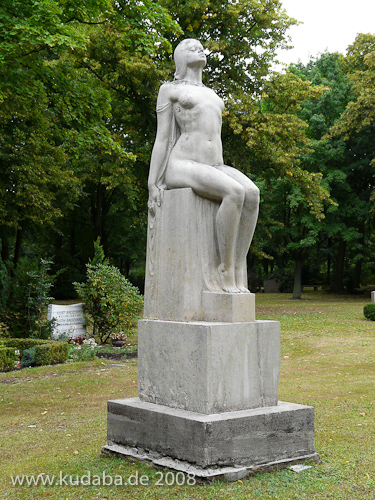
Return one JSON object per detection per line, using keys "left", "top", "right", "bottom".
{"left": 0, "top": 0, "right": 374, "bottom": 301}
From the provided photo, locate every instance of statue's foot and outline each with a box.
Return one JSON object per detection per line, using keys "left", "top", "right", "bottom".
{"left": 218, "top": 264, "right": 240, "bottom": 293}
{"left": 235, "top": 266, "right": 250, "bottom": 293}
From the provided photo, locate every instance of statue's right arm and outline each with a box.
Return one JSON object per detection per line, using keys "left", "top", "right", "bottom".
{"left": 148, "top": 84, "right": 173, "bottom": 214}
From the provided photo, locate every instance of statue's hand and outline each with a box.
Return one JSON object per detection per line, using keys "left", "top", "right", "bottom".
{"left": 148, "top": 185, "right": 163, "bottom": 217}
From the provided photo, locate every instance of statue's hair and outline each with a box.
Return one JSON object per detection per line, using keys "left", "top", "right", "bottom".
{"left": 173, "top": 39, "right": 201, "bottom": 80}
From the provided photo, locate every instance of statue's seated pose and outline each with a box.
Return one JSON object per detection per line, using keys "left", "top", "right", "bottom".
{"left": 148, "top": 39, "right": 259, "bottom": 293}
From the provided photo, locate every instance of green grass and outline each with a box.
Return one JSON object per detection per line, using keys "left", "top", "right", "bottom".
{"left": 1, "top": 291, "right": 374, "bottom": 499}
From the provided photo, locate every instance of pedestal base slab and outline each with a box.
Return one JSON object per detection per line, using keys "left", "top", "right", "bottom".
{"left": 104, "top": 398, "right": 316, "bottom": 472}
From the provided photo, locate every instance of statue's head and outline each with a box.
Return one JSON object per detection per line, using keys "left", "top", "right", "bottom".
{"left": 174, "top": 39, "right": 206, "bottom": 80}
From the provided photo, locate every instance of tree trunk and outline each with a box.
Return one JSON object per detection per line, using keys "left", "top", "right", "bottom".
{"left": 326, "top": 238, "right": 331, "bottom": 286}
{"left": 353, "top": 259, "right": 362, "bottom": 289}
{"left": 0, "top": 230, "right": 10, "bottom": 264}
{"left": 293, "top": 257, "right": 303, "bottom": 299}
{"left": 353, "top": 222, "right": 365, "bottom": 289}
{"left": 92, "top": 183, "right": 107, "bottom": 253}
{"left": 332, "top": 239, "right": 346, "bottom": 293}
{"left": 13, "top": 228, "right": 23, "bottom": 268}
{"left": 92, "top": 182, "right": 103, "bottom": 241}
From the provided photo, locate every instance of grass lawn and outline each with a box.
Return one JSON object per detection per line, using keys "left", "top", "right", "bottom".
{"left": 1, "top": 291, "right": 374, "bottom": 499}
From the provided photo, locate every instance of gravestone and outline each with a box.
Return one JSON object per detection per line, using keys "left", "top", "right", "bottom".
{"left": 263, "top": 278, "right": 280, "bottom": 293}
{"left": 371, "top": 291, "right": 375, "bottom": 303}
{"left": 47, "top": 303, "right": 86, "bottom": 339}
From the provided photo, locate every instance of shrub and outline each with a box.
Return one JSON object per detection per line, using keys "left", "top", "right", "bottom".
{"left": 68, "top": 344, "right": 97, "bottom": 362}
{"left": 4, "top": 338, "right": 45, "bottom": 352}
{"left": 21, "top": 347, "right": 36, "bottom": 368}
{"left": 0, "top": 258, "right": 60, "bottom": 338}
{"left": 4, "top": 338, "right": 69, "bottom": 366}
{"left": 74, "top": 263, "right": 143, "bottom": 344}
{"left": 0, "top": 347, "right": 18, "bottom": 372}
{"left": 364, "top": 303, "right": 375, "bottom": 321}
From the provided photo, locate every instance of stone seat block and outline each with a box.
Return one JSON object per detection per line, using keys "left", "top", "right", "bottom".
{"left": 144, "top": 188, "right": 250, "bottom": 322}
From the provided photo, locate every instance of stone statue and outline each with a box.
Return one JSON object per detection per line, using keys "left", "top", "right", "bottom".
{"left": 148, "top": 39, "right": 259, "bottom": 293}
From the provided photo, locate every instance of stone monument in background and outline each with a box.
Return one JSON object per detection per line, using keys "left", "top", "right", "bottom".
{"left": 47, "top": 303, "right": 86, "bottom": 340}
{"left": 102, "top": 39, "right": 318, "bottom": 478}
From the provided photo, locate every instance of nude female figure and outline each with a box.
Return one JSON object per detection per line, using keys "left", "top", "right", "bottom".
{"left": 148, "top": 39, "right": 259, "bottom": 293}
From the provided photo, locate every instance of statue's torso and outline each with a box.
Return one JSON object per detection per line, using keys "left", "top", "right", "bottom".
{"left": 168, "top": 83, "right": 224, "bottom": 166}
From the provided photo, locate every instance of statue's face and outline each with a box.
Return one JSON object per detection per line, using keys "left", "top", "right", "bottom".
{"left": 184, "top": 40, "right": 206, "bottom": 68}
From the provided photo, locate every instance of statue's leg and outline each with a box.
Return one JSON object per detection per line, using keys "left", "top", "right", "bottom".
{"left": 216, "top": 165, "right": 260, "bottom": 292}
{"left": 165, "top": 160, "right": 245, "bottom": 293}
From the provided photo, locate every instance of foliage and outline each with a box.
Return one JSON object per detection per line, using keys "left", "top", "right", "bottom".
{"left": 0, "top": 259, "right": 59, "bottom": 338}
{"left": 328, "top": 33, "right": 375, "bottom": 210}
{"left": 4, "top": 338, "right": 69, "bottom": 366}
{"left": 21, "top": 347, "right": 36, "bottom": 368}
{"left": 363, "top": 303, "right": 375, "bottom": 321}
{"left": 74, "top": 263, "right": 143, "bottom": 344}
{"left": 330, "top": 35, "right": 375, "bottom": 154}
{"left": 68, "top": 343, "right": 96, "bottom": 362}
{"left": 0, "top": 252, "right": 7, "bottom": 311}
{"left": 0, "top": 347, "right": 17, "bottom": 371}
{"left": 258, "top": 51, "right": 374, "bottom": 295}
{"left": 0, "top": 0, "right": 180, "bottom": 274}
{"left": 34, "top": 342, "right": 69, "bottom": 365}
{"left": 90, "top": 237, "right": 108, "bottom": 266}
{"left": 3, "top": 337, "right": 49, "bottom": 352}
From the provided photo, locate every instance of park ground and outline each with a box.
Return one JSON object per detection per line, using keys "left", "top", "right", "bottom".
{"left": 0, "top": 291, "right": 374, "bottom": 499}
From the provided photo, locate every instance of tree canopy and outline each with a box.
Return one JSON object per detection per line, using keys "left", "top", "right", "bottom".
{"left": 0, "top": 1, "right": 374, "bottom": 300}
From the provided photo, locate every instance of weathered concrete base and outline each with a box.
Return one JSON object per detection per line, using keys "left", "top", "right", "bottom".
{"left": 104, "top": 398, "right": 316, "bottom": 472}
{"left": 138, "top": 319, "right": 280, "bottom": 414}
{"left": 101, "top": 442, "right": 319, "bottom": 480}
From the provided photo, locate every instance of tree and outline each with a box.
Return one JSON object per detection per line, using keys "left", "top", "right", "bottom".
{"left": 0, "top": 0, "right": 180, "bottom": 271}
{"left": 263, "top": 51, "right": 375, "bottom": 295}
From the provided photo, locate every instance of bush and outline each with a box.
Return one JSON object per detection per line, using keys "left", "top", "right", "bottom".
{"left": 4, "top": 338, "right": 45, "bottom": 352}
{"left": 364, "top": 303, "right": 375, "bottom": 321}
{"left": 74, "top": 263, "right": 143, "bottom": 344}
{"left": 0, "top": 347, "right": 18, "bottom": 372}
{"left": 68, "top": 344, "right": 97, "bottom": 362}
{"left": 21, "top": 347, "right": 36, "bottom": 368}
{"left": 0, "top": 258, "right": 60, "bottom": 338}
{"left": 4, "top": 338, "right": 69, "bottom": 366}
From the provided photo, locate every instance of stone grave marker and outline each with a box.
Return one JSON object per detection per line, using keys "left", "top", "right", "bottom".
{"left": 47, "top": 303, "right": 86, "bottom": 339}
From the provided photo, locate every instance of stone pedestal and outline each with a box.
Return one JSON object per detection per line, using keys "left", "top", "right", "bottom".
{"left": 104, "top": 399, "right": 317, "bottom": 476}
{"left": 103, "top": 188, "right": 317, "bottom": 478}
{"left": 138, "top": 319, "right": 279, "bottom": 414}
{"left": 143, "top": 188, "right": 250, "bottom": 322}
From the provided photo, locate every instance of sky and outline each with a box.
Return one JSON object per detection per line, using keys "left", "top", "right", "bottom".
{"left": 277, "top": 0, "right": 375, "bottom": 67}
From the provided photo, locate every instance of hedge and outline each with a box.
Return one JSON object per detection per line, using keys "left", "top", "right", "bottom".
{"left": 364, "top": 303, "right": 375, "bottom": 321}
{"left": 0, "top": 347, "right": 18, "bottom": 372}
{"left": 4, "top": 338, "right": 69, "bottom": 366}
